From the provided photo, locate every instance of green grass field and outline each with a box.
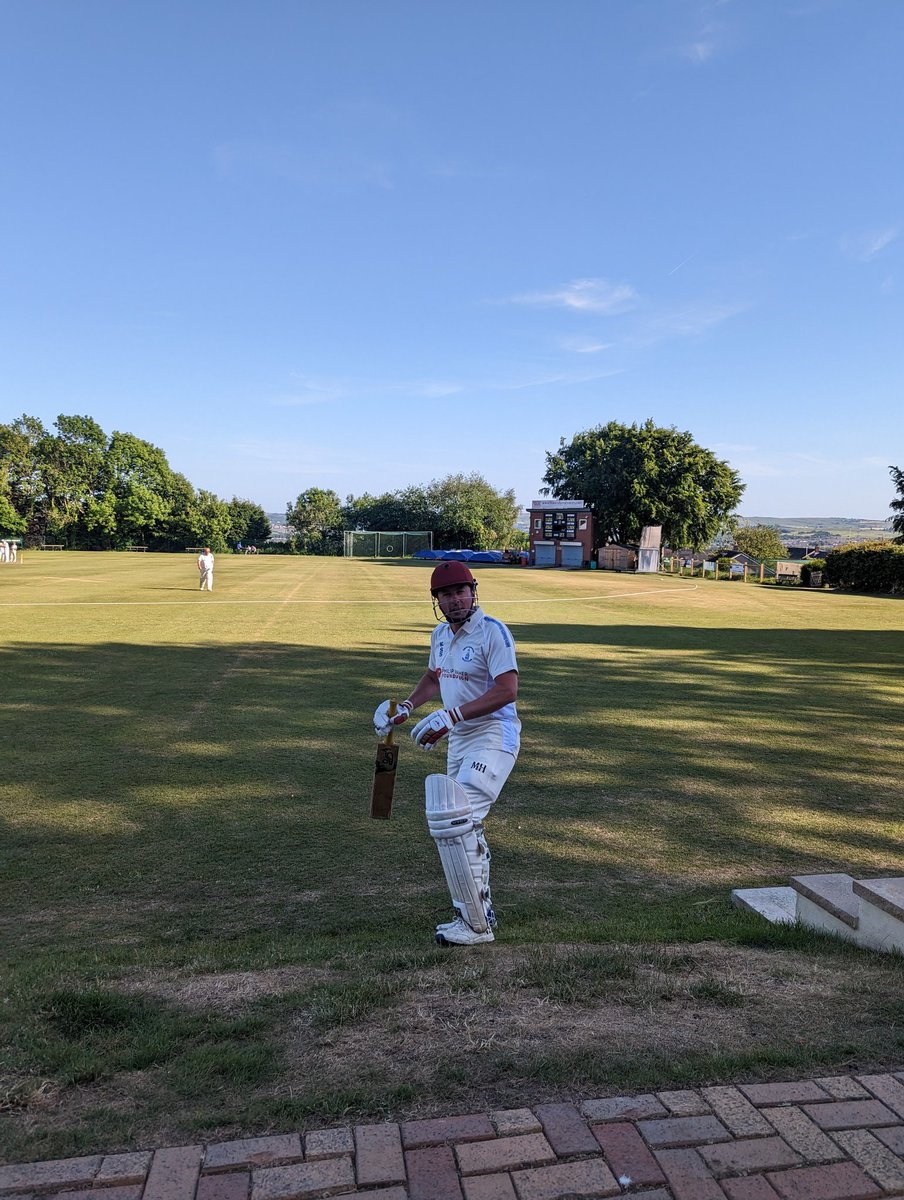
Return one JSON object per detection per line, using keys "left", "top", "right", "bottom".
{"left": 2, "top": 551, "right": 903, "bottom": 1162}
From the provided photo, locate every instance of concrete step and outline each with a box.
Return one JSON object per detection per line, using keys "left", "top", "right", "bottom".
{"left": 731, "top": 886, "right": 797, "bottom": 925}
{"left": 734, "top": 874, "right": 904, "bottom": 956}
{"left": 852, "top": 877, "right": 904, "bottom": 953}
{"left": 790, "top": 873, "right": 859, "bottom": 942}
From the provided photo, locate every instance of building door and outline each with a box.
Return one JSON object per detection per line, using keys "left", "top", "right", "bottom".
{"left": 560, "top": 543, "right": 583, "bottom": 569}
{"left": 534, "top": 542, "right": 556, "bottom": 566}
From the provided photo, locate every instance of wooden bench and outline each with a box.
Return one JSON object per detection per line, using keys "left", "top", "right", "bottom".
{"left": 185, "top": 547, "right": 204, "bottom": 553}
{"left": 126, "top": 545, "right": 148, "bottom": 552}
{"left": 40, "top": 544, "right": 64, "bottom": 550}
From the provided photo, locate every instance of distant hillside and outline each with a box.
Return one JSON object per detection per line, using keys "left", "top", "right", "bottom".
{"left": 737, "top": 516, "right": 894, "bottom": 548}
{"left": 740, "top": 516, "right": 891, "bottom": 530}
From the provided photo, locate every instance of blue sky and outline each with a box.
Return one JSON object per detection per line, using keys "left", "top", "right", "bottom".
{"left": 2, "top": 0, "right": 902, "bottom": 519}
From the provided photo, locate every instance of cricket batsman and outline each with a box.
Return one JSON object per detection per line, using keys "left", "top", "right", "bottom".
{"left": 373, "top": 561, "right": 520, "bottom": 946}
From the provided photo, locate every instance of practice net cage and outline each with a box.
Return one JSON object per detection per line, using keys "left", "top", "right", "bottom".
{"left": 343, "top": 531, "right": 433, "bottom": 558}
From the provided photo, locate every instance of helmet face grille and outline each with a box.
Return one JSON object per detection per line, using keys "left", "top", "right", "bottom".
{"left": 430, "top": 561, "right": 477, "bottom": 593}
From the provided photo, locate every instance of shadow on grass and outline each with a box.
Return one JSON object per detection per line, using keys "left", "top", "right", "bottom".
{"left": 2, "top": 620, "right": 902, "bottom": 962}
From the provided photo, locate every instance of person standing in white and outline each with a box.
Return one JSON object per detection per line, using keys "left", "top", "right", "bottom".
{"left": 0, "top": 540, "right": 8, "bottom": 563}
{"left": 197, "top": 547, "right": 214, "bottom": 591}
{"left": 8, "top": 540, "right": 16, "bottom": 563}
{"left": 373, "top": 561, "right": 520, "bottom": 947}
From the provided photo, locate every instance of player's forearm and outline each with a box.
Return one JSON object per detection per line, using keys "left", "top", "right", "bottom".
{"left": 403, "top": 672, "right": 441, "bottom": 711}
{"left": 458, "top": 671, "right": 518, "bottom": 722}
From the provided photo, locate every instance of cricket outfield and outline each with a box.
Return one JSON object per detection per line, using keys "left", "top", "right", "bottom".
{"left": 2, "top": 552, "right": 903, "bottom": 1161}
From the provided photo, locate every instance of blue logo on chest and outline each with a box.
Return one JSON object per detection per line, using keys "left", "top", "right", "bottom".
{"left": 461, "top": 646, "right": 474, "bottom": 663}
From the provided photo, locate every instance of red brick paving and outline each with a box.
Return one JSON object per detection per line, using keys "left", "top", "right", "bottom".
{"left": 195, "top": 1175, "right": 249, "bottom": 1200}
{"left": 533, "top": 1103, "right": 600, "bottom": 1157}
{"left": 721, "top": 1176, "right": 783, "bottom": 1200}
{"left": 404, "top": 1147, "right": 462, "bottom": 1200}
{"left": 401, "top": 1117, "right": 495, "bottom": 1151}
{"left": 591, "top": 1120, "right": 667, "bottom": 1188}
{"left": 653, "top": 1147, "right": 727, "bottom": 1199}
{"left": 766, "top": 1160, "right": 883, "bottom": 1198}
{"left": 2, "top": 1069, "right": 904, "bottom": 1198}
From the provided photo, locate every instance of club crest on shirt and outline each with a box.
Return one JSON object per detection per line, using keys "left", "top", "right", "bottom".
{"left": 461, "top": 646, "right": 474, "bottom": 662}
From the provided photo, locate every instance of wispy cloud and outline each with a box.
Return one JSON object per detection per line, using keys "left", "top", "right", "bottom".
{"left": 272, "top": 377, "right": 347, "bottom": 406}
{"left": 395, "top": 379, "right": 464, "bottom": 398}
{"left": 840, "top": 226, "right": 900, "bottom": 262}
{"left": 681, "top": 35, "right": 718, "bottom": 64}
{"left": 495, "top": 367, "right": 625, "bottom": 390}
{"left": 717, "top": 446, "right": 890, "bottom": 483}
{"left": 559, "top": 336, "right": 614, "bottom": 354}
{"left": 509, "top": 277, "right": 639, "bottom": 314}
{"left": 627, "top": 300, "right": 748, "bottom": 344}
{"left": 676, "top": 2, "right": 734, "bottom": 66}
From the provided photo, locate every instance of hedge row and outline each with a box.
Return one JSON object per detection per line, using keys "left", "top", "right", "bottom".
{"left": 823, "top": 541, "right": 904, "bottom": 593}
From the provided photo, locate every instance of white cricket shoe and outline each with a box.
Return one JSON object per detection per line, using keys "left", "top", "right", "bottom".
{"left": 435, "top": 917, "right": 495, "bottom": 946}
{"left": 436, "top": 908, "right": 497, "bottom": 935}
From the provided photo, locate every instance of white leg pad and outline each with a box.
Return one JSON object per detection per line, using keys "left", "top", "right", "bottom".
{"left": 426, "top": 774, "right": 490, "bottom": 934}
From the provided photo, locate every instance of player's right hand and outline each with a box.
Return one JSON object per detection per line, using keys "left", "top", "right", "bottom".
{"left": 373, "top": 700, "right": 412, "bottom": 738}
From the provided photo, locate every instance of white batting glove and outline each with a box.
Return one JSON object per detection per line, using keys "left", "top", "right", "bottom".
{"left": 373, "top": 700, "right": 412, "bottom": 738}
{"left": 410, "top": 708, "right": 464, "bottom": 750}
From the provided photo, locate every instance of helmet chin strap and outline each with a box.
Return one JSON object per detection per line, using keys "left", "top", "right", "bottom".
{"left": 432, "top": 585, "right": 478, "bottom": 624}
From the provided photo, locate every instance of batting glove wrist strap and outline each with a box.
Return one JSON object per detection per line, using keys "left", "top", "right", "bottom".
{"left": 410, "top": 707, "right": 463, "bottom": 750}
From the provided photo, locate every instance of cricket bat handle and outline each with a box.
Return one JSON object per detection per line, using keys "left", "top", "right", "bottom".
{"left": 385, "top": 699, "right": 398, "bottom": 745}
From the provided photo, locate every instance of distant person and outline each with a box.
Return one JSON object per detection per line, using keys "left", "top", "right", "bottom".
{"left": 8, "top": 540, "right": 17, "bottom": 563}
{"left": 197, "top": 547, "right": 215, "bottom": 591}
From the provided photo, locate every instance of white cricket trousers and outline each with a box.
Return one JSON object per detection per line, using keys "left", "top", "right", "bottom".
{"left": 199, "top": 569, "right": 213, "bottom": 591}
{"left": 445, "top": 722, "right": 517, "bottom": 822}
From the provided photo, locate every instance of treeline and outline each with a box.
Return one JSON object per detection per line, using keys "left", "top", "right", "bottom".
{"left": 0, "top": 414, "right": 270, "bottom": 551}
{"left": 0, "top": 413, "right": 522, "bottom": 555}
{"left": 286, "top": 476, "right": 522, "bottom": 554}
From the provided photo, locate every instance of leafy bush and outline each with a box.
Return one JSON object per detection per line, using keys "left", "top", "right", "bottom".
{"left": 800, "top": 559, "right": 826, "bottom": 586}
{"left": 823, "top": 542, "right": 904, "bottom": 593}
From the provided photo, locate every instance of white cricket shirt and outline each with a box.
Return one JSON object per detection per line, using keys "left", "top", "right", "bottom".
{"left": 428, "top": 606, "right": 521, "bottom": 754}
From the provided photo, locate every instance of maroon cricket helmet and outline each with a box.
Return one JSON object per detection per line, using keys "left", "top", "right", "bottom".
{"left": 429, "top": 561, "right": 477, "bottom": 595}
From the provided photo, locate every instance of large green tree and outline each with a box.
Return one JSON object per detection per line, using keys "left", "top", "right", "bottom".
{"left": 228, "top": 498, "right": 271, "bottom": 546}
{"left": 345, "top": 475, "right": 518, "bottom": 550}
{"left": 0, "top": 415, "right": 48, "bottom": 543}
{"left": 188, "top": 490, "right": 233, "bottom": 552}
{"left": 92, "top": 432, "right": 178, "bottom": 548}
{"left": 733, "top": 524, "right": 787, "bottom": 561}
{"left": 344, "top": 486, "right": 431, "bottom": 533}
{"left": 42, "top": 415, "right": 108, "bottom": 545}
{"left": 890, "top": 465, "right": 904, "bottom": 544}
{"left": 287, "top": 488, "right": 344, "bottom": 555}
{"left": 0, "top": 410, "right": 275, "bottom": 551}
{"left": 425, "top": 474, "right": 519, "bottom": 549}
{"left": 543, "top": 419, "right": 744, "bottom": 551}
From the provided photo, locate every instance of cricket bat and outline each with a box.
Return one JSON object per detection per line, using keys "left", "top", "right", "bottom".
{"left": 370, "top": 699, "right": 399, "bottom": 820}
